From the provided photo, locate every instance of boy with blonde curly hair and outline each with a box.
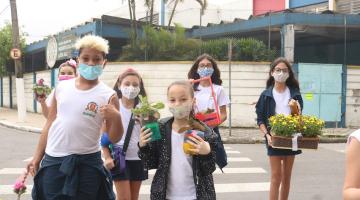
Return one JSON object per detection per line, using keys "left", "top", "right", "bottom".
{"left": 27, "top": 35, "right": 123, "bottom": 200}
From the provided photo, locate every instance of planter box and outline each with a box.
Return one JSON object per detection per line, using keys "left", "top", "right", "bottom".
{"left": 271, "top": 135, "right": 320, "bottom": 150}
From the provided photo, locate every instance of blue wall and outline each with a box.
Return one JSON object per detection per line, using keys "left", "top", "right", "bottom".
{"left": 290, "top": 0, "right": 328, "bottom": 8}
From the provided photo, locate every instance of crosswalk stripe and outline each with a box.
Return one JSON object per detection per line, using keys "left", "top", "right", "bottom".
{"left": 0, "top": 166, "right": 265, "bottom": 177}
{"left": 226, "top": 150, "right": 241, "bottom": 154}
{"left": 0, "top": 182, "right": 270, "bottom": 195}
{"left": 0, "top": 185, "right": 33, "bottom": 195}
{"left": 138, "top": 182, "right": 270, "bottom": 194}
{"left": 336, "top": 149, "right": 346, "bottom": 153}
{"left": 23, "top": 157, "right": 33, "bottom": 162}
{"left": 224, "top": 146, "right": 232, "bottom": 150}
{"left": 228, "top": 157, "right": 252, "bottom": 162}
{"left": 148, "top": 167, "right": 266, "bottom": 175}
{"left": 0, "top": 168, "right": 26, "bottom": 175}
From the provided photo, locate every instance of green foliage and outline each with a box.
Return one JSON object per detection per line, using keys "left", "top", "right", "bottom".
{"left": 269, "top": 114, "right": 325, "bottom": 137}
{"left": 0, "top": 22, "right": 27, "bottom": 76}
{"left": 120, "top": 25, "right": 277, "bottom": 62}
{"left": 120, "top": 24, "right": 200, "bottom": 61}
{"left": 199, "top": 39, "right": 229, "bottom": 61}
{"left": 233, "top": 38, "right": 277, "bottom": 62}
{"left": 131, "top": 95, "right": 165, "bottom": 118}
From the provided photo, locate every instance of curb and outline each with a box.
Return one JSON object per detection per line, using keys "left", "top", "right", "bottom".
{"left": 0, "top": 121, "right": 41, "bottom": 134}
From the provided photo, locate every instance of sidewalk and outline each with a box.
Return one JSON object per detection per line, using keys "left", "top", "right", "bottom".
{"left": 0, "top": 107, "right": 357, "bottom": 143}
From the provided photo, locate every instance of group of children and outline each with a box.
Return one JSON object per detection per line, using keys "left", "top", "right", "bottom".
{"left": 28, "top": 35, "right": 229, "bottom": 200}
{"left": 26, "top": 35, "right": 359, "bottom": 200}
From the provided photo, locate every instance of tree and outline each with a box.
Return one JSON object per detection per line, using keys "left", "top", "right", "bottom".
{"left": 128, "top": 0, "right": 138, "bottom": 46}
{"left": 0, "top": 22, "right": 26, "bottom": 77}
{"left": 144, "top": 0, "right": 155, "bottom": 24}
{"left": 167, "top": 0, "right": 207, "bottom": 28}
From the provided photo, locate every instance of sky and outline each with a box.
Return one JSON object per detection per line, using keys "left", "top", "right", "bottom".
{"left": 0, "top": 0, "right": 235, "bottom": 44}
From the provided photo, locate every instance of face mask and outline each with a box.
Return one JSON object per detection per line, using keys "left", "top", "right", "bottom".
{"left": 273, "top": 71, "right": 289, "bottom": 83}
{"left": 120, "top": 86, "right": 140, "bottom": 99}
{"left": 78, "top": 63, "right": 103, "bottom": 80}
{"left": 58, "top": 75, "right": 74, "bottom": 81}
{"left": 197, "top": 67, "right": 214, "bottom": 78}
{"left": 169, "top": 103, "right": 193, "bottom": 119}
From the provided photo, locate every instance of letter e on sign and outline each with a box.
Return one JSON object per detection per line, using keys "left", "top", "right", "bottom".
{"left": 10, "top": 48, "right": 22, "bottom": 60}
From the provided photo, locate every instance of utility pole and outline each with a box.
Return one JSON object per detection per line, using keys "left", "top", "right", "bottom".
{"left": 9, "top": 0, "right": 26, "bottom": 122}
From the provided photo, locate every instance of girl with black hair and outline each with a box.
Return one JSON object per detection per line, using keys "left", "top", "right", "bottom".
{"left": 188, "top": 54, "right": 230, "bottom": 170}
{"left": 256, "top": 57, "right": 303, "bottom": 200}
{"left": 101, "top": 68, "right": 148, "bottom": 200}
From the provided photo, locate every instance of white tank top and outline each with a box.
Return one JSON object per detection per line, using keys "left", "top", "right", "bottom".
{"left": 45, "top": 78, "right": 115, "bottom": 157}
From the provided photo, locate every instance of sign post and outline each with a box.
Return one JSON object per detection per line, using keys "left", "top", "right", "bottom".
{"left": 9, "top": 0, "right": 26, "bottom": 122}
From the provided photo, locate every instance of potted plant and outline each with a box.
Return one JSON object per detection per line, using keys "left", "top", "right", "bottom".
{"left": 178, "top": 117, "right": 207, "bottom": 155}
{"left": 131, "top": 95, "right": 165, "bottom": 141}
{"left": 269, "top": 114, "right": 325, "bottom": 150}
{"left": 32, "top": 78, "right": 52, "bottom": 99}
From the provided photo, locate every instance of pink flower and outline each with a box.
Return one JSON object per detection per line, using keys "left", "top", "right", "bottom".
{"left": 14, "top": 181, "right": 26, "bottom": 190}
{"left": 37, "top": 78, "right": 44, "bottom": 86}
{"left": 13, "top": 171, "right": 28, "bottom": 196}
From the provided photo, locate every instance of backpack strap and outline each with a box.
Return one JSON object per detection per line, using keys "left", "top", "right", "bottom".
{"left": 122, "top": 113, "right": 135, "bottom": 154}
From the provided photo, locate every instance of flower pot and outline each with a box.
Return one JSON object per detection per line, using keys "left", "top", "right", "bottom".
{"left": 271, "top": 135, "right": 319, "bottom": 150}
{"left": 183, "top": 130, "right": 204, "bottom": 155}
{"left": 145, "top": 122, "right": 161, "bottom": 142}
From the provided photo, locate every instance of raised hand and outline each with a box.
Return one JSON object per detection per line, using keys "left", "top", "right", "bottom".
{"left": 99, "top": 104, "right": 119, "bottom": 120}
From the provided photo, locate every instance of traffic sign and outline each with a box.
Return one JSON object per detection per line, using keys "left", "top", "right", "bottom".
{"left": 10, "top": 48, "right": 22, "bottom": 60}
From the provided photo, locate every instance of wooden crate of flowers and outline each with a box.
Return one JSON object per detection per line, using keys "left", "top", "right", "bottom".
{"left": 269, "top": 114, "right": 325, "bottom": 150}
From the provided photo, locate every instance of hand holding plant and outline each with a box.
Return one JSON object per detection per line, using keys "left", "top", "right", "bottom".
{"left": 33, "top": 78, "right": 51, "bottom": 100}
{"left": 13, "top": 170, "right": 28, "bottom": 200}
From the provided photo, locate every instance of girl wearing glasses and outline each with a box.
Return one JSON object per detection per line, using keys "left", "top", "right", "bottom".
{"left": 255, "top": 57, "right": 303, "bottom": 200}
{"left": 187, "top": 54, "right": 230, "bottom": 170}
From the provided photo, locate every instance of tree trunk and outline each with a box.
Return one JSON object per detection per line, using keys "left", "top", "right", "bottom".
{"left": 167, "top": 0, "right": 179, "bottom": 28}
{"left": 128, "top": 0, "right": 137, "bottom": 45}
{"left": 149, "top": 0, "right": 154, "bottom": 25}
{"left": 131, "top": 0, "right": 137, "bottom": 39}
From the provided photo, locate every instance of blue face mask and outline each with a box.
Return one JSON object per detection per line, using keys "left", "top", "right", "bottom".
{"left": 78, "top": 63, "right": 103, "bottom": 80}
{"left": 197, "top": 67, "right": 214, "bottom": 78}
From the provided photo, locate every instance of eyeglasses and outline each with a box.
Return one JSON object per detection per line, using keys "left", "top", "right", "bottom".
{"left": 199, "top": 64, "right": 212, "bottom": 68}
{"left": 274, "top": 68, "right": 289, "bottom": 73}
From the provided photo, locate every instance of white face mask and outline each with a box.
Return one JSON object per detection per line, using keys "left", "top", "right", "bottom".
{"left": 169, "top": 103, "right": 193, "bottom": 119}
{"left": 120, "top": 86, "right": 140, "bottom": 99}
{"left": 273, "top": 71, "right": 289, "bottom": 83}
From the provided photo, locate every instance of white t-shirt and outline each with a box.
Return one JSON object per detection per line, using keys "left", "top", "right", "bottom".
{"left": 46, "top": 78, "right": 115, "bottom": 157}
{"left": 114, "top": 101, "right": 141, "bottom": 160}
{"left": 273, "top": 87, "right": 291, "bottom": 116}
{"left": 166, "top": 130, "right": 196, "bottom": 200}
{"left": 194, "top": 84, "right": 230, "bottom": 113}
{"left": 348, "top": 129, "right": 360, "bottom": 144}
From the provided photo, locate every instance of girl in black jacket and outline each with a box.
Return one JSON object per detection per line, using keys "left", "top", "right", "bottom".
{"left": 256, "top": 57, "right": 303, "bottom": 200}
{"left": 138, "top": 81, "right": 217, "bottom": 200}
